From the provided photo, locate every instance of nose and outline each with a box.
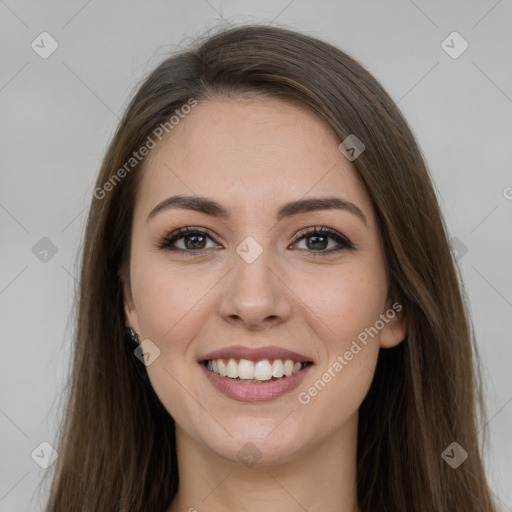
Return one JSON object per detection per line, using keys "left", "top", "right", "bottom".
{"left": 218, "top": 246, "right": 293, "bottom": 330}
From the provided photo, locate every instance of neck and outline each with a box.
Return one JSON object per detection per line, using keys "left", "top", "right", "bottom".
{"left": 168, "top": 414, "right": 361, "bottom": 512}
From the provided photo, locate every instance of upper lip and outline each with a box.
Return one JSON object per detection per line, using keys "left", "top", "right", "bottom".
{"left": 199, "top": 345, "right": 313, "bottom": 363}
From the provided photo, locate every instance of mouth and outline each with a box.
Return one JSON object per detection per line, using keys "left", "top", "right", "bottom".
{"left": 203, "top": 358, "right": 313, "bottom": 383}
{"left": 198, "top": 345, "right": 314, "bottom": 402}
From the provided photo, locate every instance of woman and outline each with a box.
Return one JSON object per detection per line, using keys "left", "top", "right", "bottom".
{"left": 43, "top": 24, "right": 497, "bottom": 511}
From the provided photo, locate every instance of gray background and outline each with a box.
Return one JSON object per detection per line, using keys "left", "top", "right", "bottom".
{"left": 1, "top": 1, "right": 511, "bottom": 510}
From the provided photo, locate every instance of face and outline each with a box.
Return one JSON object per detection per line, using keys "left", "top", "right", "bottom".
{"left": 123, "top": 97, "right": 406, "bottom": 465}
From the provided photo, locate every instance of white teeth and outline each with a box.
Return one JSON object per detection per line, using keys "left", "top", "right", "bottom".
{"left": 254, "top": 360, "right": 273, "bottom": 381}
{"left": 283, "top": 359, "right": 294, "bottom": 377}
{"left": 206, "top": 357, "right": 309, "bottom": 381}
{"left": 272, "top": 359, "right": 284, "bottom": 378}
{"left": 227, "top": 358, "right": 238, "bottom": 379}
{"left": 218, "top": 359, "right": 227, "bottom": 377}
{"left": 238, "top": 359, "right": 255, "bottom": 379}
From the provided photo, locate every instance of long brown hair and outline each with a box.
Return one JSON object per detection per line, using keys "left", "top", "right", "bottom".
{"left": 42, "top": 24, "right": 496, "bottom": 511}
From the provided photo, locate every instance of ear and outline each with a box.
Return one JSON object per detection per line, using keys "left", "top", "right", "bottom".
{"left": 379, "top": 297, "right": 407, "bottom": 349}
{"left": 119, "top": 266, "right": 141, "bottom": 334}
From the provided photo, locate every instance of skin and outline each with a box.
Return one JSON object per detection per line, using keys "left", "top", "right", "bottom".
{"left": 123, "top": 97, "right": 407, "bottom": 512}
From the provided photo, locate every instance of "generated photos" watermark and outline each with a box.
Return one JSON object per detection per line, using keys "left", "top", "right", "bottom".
{"left": 298, "top": 302, "right": 402, "bottom": 405}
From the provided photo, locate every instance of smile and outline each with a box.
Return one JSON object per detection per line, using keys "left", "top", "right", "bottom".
{"left": 199, "top": 345, "right": 314, "bottom": 402}
{"left": 205, "top": 358, "right": 311, "bottom": 382}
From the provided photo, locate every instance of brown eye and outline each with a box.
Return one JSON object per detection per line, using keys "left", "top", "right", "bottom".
{"left": 290, "top": 227, "right": 353, "bottom": 254}
{"left": 182, "top": 233, "right": 207, "bottom": 250}
{"left": 158, "top": 227, "right": 220, "bottom": 252}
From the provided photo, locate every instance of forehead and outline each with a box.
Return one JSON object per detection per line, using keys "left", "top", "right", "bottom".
{"left": 135, "top": 98, "right": 373, "bottom": 223}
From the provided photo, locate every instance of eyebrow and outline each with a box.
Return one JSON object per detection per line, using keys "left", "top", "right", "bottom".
{"left": 146, "top": 194, "right": 367, "bottom": 226}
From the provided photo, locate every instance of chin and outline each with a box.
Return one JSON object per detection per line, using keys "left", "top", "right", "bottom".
{"left": 200, "top": 420, "right": 310, "bottom": 467}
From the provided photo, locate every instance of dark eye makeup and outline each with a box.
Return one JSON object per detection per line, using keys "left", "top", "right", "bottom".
{"left": 157, "top": 225, "right": 354, "bottom": 257}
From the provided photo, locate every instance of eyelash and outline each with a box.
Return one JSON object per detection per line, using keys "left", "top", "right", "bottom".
{"left": 157, "top": 226, "right": 353, "bottom": 256}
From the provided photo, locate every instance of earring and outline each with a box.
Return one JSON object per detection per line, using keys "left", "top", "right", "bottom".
{"left": 125, "top": 327, "right": 140, "bottom": 350}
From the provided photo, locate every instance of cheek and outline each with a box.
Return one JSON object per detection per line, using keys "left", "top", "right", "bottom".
{"left": 296, "top": 345, "right": 378, "bottom": 440}
{"left": 129, "top": 257, "right": 218, "bottom": 424}
{"left": 291, "top": 263, "right": 386, "bottom": 417}
{"left": 130, "top": 254, "right": 216, "bottom": 346}
{"left": 291, "top": 261, "right": 388, "bottom": 349}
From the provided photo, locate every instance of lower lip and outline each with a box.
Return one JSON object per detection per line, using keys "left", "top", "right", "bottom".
{"left": 200, "top": 363, "right": 313, "bottom": 402}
